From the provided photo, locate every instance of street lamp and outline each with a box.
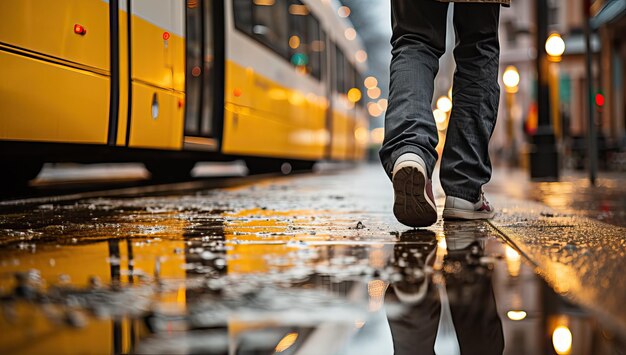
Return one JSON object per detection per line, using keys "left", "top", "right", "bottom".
{"left": 529, "top": 0, "right": 559, "bottom": 181}
{"left": 503, "top": 66, "right": 520, "bottom": 93}
{"left": 545, "top": 34, "right": 565, "bottom": 140}
{"left": 545, "top": 33, "right": 565, "bottom": 61}
{"left": 436, "top": 96, "right": 452, "bottom": 113}
{"left": 503, "top": 66, "right": 520, "bottom": 166}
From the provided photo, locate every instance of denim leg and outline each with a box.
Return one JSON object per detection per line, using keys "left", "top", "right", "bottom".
{"left": 440, "top": 3, "right": 501, "bottom": 202}
{"left": 379, "top": 0, "right": 449, "bottom": 179}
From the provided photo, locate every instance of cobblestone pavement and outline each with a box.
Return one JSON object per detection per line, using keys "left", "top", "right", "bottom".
{"left": 0, "top": 164, "right": 624, "bottom": 354}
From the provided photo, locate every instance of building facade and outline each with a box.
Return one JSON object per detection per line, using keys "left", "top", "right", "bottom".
{"left": 494, "top": 0, "right": 625, "bottom": 170}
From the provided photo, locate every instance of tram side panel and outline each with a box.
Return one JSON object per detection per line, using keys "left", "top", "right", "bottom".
{"left": 221, "top": 0, "right": 327, "bottom": 161}
{"left": 0, "top": 0, "right": 110, "bottom": 144}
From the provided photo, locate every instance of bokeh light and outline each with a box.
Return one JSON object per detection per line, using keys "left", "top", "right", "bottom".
{"left": 545, "top": 33, "right": 565, "bottom": 57}
{"left": 503, "top": 66, "right": 520, "bottom": 92}
{"left": 289, "top": 35, "right": 300, "bottom": 49}
{"left": 436, "top": 96, "right": 452, "bottom": 113}
{"left": 355, "top": 50, "right": 368, "bottom": 63}
{"left": 348, "top": 88, "right": 362, "bottom": 103}
{"left": 377, "top": 98, "right": 388, "bottom": 111}
{"left": 337, "top": 6, "right": 351, "bottom": 18}
{"left": 367, "top": 87, "right": 381, "bottom": 100}
{"left": 552, "top": 325, "right": 572, "bottom": 355}
{"left": 433, "top": 108, "right": 446, "bottom": 124}
{"left": 344, "top": 27, "right": 357, "bottom": 41}
{"left": 507, "top": 310, "right": 527, "bottom": 321}
{"left": 364, "top": 76, "right": 378, "bottom": 89}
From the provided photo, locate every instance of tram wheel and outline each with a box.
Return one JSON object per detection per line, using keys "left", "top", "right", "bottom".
{"left": 245, "top": 158, "right": 284, "bottom": 175}
{"left": 290, "top": 160, "right": 316, "bottom": 172}
{"left": 245, "top": 158, "right": 315, "bottom": 175}
{"left": 144, "top": 160, "right": 196, "bottom": 181}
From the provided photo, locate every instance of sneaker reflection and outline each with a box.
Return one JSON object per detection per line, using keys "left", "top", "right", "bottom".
{"left": 386, "top": 224, "right": 504, "bottom": 355}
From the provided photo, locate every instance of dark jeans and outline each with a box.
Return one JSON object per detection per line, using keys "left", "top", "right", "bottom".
{"left": 379, "top": 0, "right": 501, "bottom": 203}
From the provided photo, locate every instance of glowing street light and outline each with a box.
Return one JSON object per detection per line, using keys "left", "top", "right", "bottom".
{"left": 436, "top": 96, "right": 452, "bottom": 113}
{"left": 503, "top": 66, "right": 520, "bottom": 93}
{"left": 502, "top": 66, "right": 521, "bottom": 165}
{"left": 546, "top": 33, "right": 565, "bottom": 61}
{"left": 552, "top": 325, "right": 572, "bottom": 355}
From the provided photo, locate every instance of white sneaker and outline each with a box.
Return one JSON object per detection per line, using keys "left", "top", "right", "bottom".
{"left": 392, "top": 153, "right": 438, "bottom": 227}
{"left": 442, "top": 192, "right": 495, "bottom": 220}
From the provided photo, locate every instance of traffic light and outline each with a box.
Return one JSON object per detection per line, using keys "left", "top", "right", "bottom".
{"left": 595, "top": 91, "right": 604, "bottom": 112}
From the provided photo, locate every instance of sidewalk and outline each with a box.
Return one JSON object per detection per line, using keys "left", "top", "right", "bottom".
{"left": 431, "top": 163, "right": 626, "bottom": 336}
{"left": 487, "top": 167, "right": 626, "bottom": 227}
{"left": 479, "top": 167, "right": 626, "bottom": 336}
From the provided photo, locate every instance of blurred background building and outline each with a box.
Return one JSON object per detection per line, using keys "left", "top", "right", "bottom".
{"left": 341, "top": 0, "right": 626, "bottom": 172}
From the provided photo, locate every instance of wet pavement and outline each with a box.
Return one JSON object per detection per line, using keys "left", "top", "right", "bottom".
{"left": 487, "top": 168, "right": 626, "bottom": 228}
{"left": 0, "top": 164, "right": 625, "bottom": 354}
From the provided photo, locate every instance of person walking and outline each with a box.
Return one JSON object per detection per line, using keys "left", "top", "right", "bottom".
{"left": 380, "top": 0, "right": 509, "bottom": 227}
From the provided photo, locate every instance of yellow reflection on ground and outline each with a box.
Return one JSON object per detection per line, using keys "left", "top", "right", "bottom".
{"left": 0, "top": 213, "right": 189, "bottom": 355}
{"left": 275, "top": 332, "right": 299, "bottom": 352}
{"left": 505, "top": 245, "right": 521, "bottom": 277}
{"left": 0, "top": 236, "right": 186, "bottom": 355}
{"left": 223, "top": 208, "right": 328, "bottom": 274}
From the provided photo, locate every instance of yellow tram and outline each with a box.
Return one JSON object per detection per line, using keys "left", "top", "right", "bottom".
{"left": 0, "top": 0, "right": 368, "bottom": 183}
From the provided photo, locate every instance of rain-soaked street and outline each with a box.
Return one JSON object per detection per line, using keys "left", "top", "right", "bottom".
{"left": 3, "top": 0, "right": 626, "bottom": 353}
{"left": 1, "top": 165, "right": 624, "bottom": 355}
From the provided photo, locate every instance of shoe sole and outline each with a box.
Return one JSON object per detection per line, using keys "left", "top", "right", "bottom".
{"left": 392, "top": 164, "right": 437, "bottom": 227}
{"left": 442, "top": 207, "right": 496, "bottom": 220}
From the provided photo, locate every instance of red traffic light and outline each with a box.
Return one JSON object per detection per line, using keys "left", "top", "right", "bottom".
{"left": 595, "top": 93, "right": 605, "bottom": 107}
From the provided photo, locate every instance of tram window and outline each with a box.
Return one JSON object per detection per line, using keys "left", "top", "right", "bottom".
{"left": 319, "top": 30, "right": 328, "bottom": 82}
{"left": 185, "top": 0, "right": 203, "bottom": 135}
{"left": 201, "top": 0, "right": 216, "bottom": 136}
{"left": 335, "top": 45, "right": 345, "bottom": 95}
{"left": 346, "top": 61, "right": 355, "bottom": 100}
{"left": 233, "top": 0, "right": 253, "bottom": 34}
{"left": 287, "top": 0, "right": 309, "bottom": 72}
{"left": 355, "top": 68, "right": 365, "bottom": 108}
{"left": 308, "top": 15, "right": 322, "bottom": 80}
{"left": 252, "top": 0, "right": 289, "bottom": 58}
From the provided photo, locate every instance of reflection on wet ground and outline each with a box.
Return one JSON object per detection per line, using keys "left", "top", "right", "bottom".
{"left": 1, "top": 168, "right": 625, "bottom": 354}
{"left": 487, "top": 168, "right": 626, "bottom": 227}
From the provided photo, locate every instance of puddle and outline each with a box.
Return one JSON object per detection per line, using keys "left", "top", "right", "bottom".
{"left": 1, "top": 204, "right": 623, "bottom": 354}
{"left": 0, "top": 170, "right": 624, "bottom": 354}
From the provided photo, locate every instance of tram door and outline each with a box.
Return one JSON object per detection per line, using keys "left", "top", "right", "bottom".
{"left": 183, "top": 0, "right": 224, "bottom": 151}
{"left": 126, "top": 0, "right": 186, "bottom": 150}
